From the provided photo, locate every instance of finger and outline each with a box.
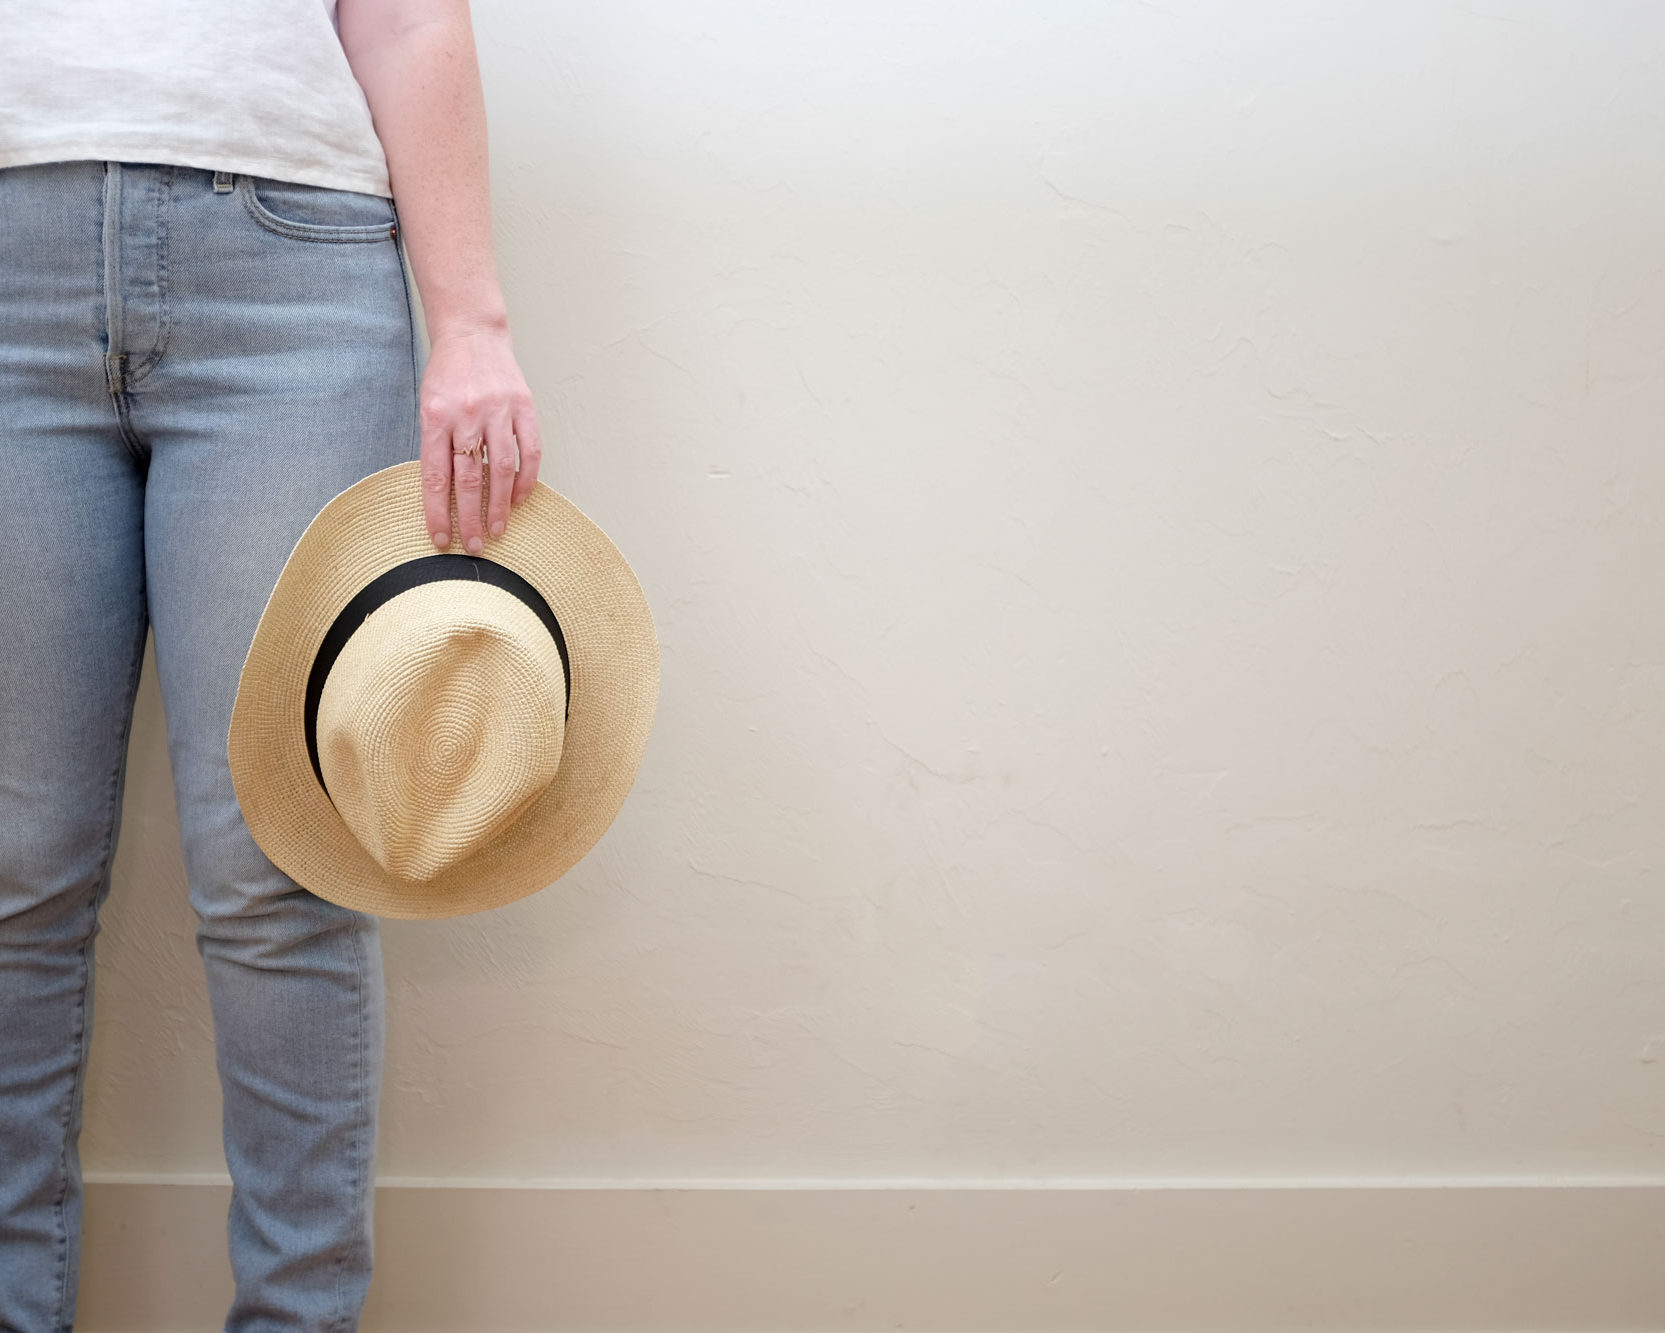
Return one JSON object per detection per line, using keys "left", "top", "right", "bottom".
{"left": 419, "top": 404, "right": 454, "bottom": 548}
{"left": 510, "top": 399, "right": 543, "bottom": 506}
{"left": 453, "top": 438, "right": 486, "bottom": 554}
{"left": 484, "top": 410, "right": 517, "bottom": 538}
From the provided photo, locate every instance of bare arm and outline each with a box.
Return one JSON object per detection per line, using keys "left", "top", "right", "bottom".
{"left": 337, "top": 0, "right": 542, "bottom": 552}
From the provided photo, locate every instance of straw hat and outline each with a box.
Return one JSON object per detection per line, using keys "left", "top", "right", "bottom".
{"left": 228, "top": 461, "right": 659, "bottom": 919}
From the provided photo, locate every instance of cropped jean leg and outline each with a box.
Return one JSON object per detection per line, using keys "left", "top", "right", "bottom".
{"left": 0, "top": 159, "right": 423, "bottom": 1332}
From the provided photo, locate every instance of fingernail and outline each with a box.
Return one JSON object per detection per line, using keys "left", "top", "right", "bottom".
{"left": 490, "top": 520, "right": 504, "bottom": 537}
{"left": 467, "top": 537, "right": 483, "bottom": 554}
{"left": 434, "top": 531, "right": 449, "bottom": 548}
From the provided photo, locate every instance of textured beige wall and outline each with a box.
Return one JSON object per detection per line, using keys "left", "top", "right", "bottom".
{"left": 84, "top": 0, "right": 1665, "bottom": 1183}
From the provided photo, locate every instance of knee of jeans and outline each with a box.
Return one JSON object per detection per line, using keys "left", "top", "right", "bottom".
{"left": 0, "top": 814, "right": 111, "bottom": 943}
{"left": 184, "top": 815, "right": 374, "bottom": 957}
{"left": 193, "top": 877, "right": 376, "bottom": 974}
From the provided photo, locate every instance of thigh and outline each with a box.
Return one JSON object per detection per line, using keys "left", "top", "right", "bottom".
{"left": 0, "top": 162, "right": 148, "bottom": 919}
{"left": 138, "top": 169, "right": 421, "bottom": 904}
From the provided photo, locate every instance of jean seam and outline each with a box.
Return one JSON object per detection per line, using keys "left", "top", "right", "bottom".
{"left": 392, "top": 205, "right": 423, "bottom": 459}
{"left": 330, "top": 921, "right": 371, "bottom": 1332}
{"left": 52, "top": 608, "right": 147, "bottom": 1333}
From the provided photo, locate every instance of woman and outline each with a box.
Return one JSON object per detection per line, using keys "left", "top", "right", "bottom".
{"left": 0, "top": 1, "right": 537, "bottom": 1327}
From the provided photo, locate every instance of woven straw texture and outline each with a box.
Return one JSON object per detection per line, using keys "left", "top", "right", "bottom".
{"left": 228, "top": 462, "right": 659, "bottom": 919}
{"left": 316, "top": 581, "right": 569, "bottom": 884}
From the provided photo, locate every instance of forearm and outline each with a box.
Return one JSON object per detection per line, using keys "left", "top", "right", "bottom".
{"left": 340, "top": 0, "right": 507, "bottom": 338}
{"left": 337, "top": 0, "right": 543, "bottom": 550}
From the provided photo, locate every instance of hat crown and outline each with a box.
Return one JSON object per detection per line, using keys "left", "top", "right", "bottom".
{"left": 316, "top": 582, "right": 568, "bottom": 883}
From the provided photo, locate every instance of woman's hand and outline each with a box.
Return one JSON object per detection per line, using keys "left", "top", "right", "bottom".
{"left": 418, "top": 323, "right": 543, "bottom": 552}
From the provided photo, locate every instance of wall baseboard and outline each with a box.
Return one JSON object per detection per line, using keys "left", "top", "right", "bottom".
{"left": 77, "top": 1177, "right": 1665, "bottom": 1331}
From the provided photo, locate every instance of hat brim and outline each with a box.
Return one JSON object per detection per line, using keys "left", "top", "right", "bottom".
{"left": 228, "top": 461, "right": 659, "bottom": 919}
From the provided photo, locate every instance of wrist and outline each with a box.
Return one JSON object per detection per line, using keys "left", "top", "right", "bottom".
{"left": 425, "top": 305, "right": 510, "bottom": 343}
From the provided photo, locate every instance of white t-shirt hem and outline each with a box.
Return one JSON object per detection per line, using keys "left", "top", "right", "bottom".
{"left": 0, "top": 144, "right": 393, "bottom": 199}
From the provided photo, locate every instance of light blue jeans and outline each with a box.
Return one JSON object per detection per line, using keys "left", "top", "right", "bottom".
{"left": 0, "top": 160, "right": 423, "bottom": 1331}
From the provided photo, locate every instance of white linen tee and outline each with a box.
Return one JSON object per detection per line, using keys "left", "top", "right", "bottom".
{"left": 0, "top": 0, "right": 392, "bottom": 196}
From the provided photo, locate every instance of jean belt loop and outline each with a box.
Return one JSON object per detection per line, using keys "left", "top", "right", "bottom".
{"left": 213, "top": 170, "right": 234, "bottom": 194}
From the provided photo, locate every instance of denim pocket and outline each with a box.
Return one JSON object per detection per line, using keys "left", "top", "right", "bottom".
{"left": 238, "top": 174, "right": 397, "bottom": 244}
